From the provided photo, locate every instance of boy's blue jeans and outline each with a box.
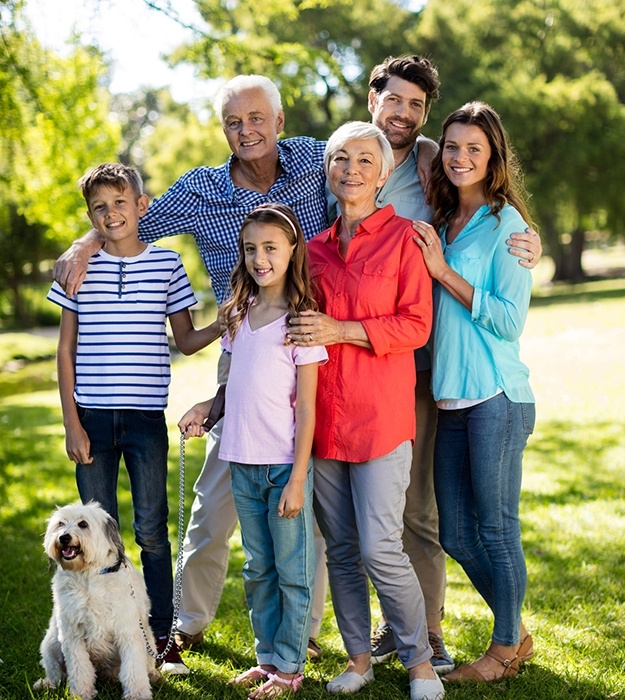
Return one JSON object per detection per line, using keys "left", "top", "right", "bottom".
{"left": 75, "top": 406, "right": 174, "bottom": 637}
{"left": 434, "top": 393, "right": 535, "bottom": 646}
{"left": 229, "top": 460, "right": 315, "bottom": 674}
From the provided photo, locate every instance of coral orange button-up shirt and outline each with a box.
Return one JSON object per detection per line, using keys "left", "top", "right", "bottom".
{"left": 308, "top": 205, "right": 432, "bottom": 463}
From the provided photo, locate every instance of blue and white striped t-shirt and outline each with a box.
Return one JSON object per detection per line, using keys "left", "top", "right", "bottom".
{"left": 47, "top": 244, "right": 196, "bottom": 410}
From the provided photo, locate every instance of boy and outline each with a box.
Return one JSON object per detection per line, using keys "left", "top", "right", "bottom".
{"left": 47, "top": 163, "right": 220, "bottom": 675}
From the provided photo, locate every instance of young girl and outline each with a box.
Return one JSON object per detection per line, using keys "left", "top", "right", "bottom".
{"left": 179, "top": 203, "right": 327, "bottom": 699}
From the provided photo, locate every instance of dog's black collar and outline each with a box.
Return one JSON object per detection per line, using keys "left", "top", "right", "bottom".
{"left": 99, "top": 558, "right": 124, "bottom": 575}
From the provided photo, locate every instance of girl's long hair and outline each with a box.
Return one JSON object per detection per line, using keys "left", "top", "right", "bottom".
{"left": 220, "top": 203, "right": 318, "bottom": 341}
{"left": 429, "top": 101, "right": 534, "bottom": 231}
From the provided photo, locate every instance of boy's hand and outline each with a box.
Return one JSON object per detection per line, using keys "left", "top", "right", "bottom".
{"left": 65, "top": 425, "right": 93, "bottom": 465}
{"left": 277, "top": 480, "right": 305, "bottom": 519}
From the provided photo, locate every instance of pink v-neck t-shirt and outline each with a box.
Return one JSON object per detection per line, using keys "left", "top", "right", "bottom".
{"left": 219, "top": 312, "right": 328, "bottom": 464}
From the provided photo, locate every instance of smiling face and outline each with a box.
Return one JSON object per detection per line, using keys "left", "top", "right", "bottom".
{"left": 441, "top": 122, "right": 492, "bottom": 193}
{"left": 221, "top": 87, "right": 285, "bottom": 165}
{"left": 87, "top": 185, "right": 148, "bottom": 256}
{"left": 326, "top": 138, "right": 390, "bottom": 208}
{"left": 368, "top": 75, "right": 429, "bottom": 153}
{"left": 242, "top": 222, "right": 295, "bottom": 294}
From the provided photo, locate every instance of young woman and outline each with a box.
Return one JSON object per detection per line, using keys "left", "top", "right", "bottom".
{"left": 413, "top": 102, "right": 536, "bottom": 683}
{"left": 179, "top": 203, "right": 327, "bottom": 698}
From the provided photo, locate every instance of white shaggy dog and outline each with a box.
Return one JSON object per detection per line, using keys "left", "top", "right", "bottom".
{"left": 34, "top": 501, "right": 160, "bottom": 700}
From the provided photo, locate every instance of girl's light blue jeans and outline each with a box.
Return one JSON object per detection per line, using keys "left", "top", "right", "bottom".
{"left": 229, "top": 460, "right": 315, "bottom": 674}
{"left": 434, "top": 392, "right": 535, "bottom": 646}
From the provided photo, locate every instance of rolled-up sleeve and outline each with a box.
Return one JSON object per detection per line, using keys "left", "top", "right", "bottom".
{"left": 362, "top": 232, "right": 432, "bottom": 356}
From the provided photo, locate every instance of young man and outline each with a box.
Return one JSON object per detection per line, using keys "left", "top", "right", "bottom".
{"left": 366, "top": 55, "right": 541, "bottom": 675}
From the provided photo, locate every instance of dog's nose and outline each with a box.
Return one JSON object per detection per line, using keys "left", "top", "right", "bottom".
{"left": 59, "top": 533, "right": 71, "bottom": 546}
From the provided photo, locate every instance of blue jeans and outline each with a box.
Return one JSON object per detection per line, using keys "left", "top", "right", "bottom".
{"left": 229, "top": 461, "right": 315, "bottom": 674}
{"left": 434, "top": 393, "right": 535, "bottom": 646}
{"left": 75, "top": 406, "right": 173, "bottom": 637}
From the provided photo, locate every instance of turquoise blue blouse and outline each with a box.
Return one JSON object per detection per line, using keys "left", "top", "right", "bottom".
{"left": 432, "top": 203, "right": 535, "bottom": 404}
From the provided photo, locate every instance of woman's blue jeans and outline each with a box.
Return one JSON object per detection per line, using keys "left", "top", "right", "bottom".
{"left": 434, "top": 393, "right": 535, "bottom": 646}
{"left": 75, "top": 406, "right": 173, "bottom": 637}
{"left": 230, "top": 460, "right": 315, "bottom": 674}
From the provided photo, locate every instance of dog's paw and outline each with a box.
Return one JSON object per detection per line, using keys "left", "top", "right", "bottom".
{"left": 68, "top": 686, "right": 97, "bottom": 700}
{"left": 148, "top": 668, "right": 162, "bottom": 684}
{"left": 33, "top": 678, "right": 57, "bottom": 691}
{"left": 122, "top": 691, "right": 152, "bottom": 700}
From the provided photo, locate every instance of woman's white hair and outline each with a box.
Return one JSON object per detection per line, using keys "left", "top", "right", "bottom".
{"left": 324, "top": 121, "right": 395, "bottom": 179}
{"left": 213, "top": 75, "right": 283, "bottom": 125}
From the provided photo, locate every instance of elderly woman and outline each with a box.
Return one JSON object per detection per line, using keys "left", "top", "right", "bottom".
{"left": 288, "top": 121, "right": 443, "bottom": 700}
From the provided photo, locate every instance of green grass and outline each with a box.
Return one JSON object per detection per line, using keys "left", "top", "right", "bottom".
{"left": 1, "top": 252, "right": 624, "bottom": 699}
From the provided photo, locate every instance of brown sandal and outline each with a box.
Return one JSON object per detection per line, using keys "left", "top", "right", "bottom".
{"left": 517, "top": 633, "right": 534, "bottom": 664}
{"left": 443, "top": 648, "right": 520, "bottom": 683}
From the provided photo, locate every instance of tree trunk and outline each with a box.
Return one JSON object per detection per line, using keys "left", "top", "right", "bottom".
{"left": 551, "top": 227, "right": 585, "bottom": 282}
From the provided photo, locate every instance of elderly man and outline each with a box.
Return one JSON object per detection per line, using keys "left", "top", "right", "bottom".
{"left": 54, "top": 70, "right": 541, "bottom": 674}
{"left": 53, "top": 75, "right": 330, "bottom": 676}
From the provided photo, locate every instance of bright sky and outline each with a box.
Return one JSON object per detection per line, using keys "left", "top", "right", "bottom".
{"left": 23, "top": 0, "right": 215, "bottom": 105}
{"left": 24, "top": 0, "right": 429, "bottom": 105}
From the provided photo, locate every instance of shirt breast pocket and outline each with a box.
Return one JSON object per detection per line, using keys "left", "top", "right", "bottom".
{"left": 358, "top": 259, "right": 399, "bottom": 313}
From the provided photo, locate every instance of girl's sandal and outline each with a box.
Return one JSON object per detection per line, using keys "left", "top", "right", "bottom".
{"left": 229, "top": 666, "right": 271, "bottom": 688}
{"left": 248, "top": 672, "right": 304, "bottom": 699}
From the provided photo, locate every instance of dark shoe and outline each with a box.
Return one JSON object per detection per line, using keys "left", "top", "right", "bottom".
{"left": 174, "top": 629, "right": 204, "bottom": 651}
{"left": 307, "top": 637, "right": 323, "bottom": 662}
{"left": 428, "top": 631, "right": 455, "bottom": 675}
{"left": 156, "top": 635, "right": 190, "bottom": 676}
{"left": 370, "top": 623, "right": 397, "bottom": 664}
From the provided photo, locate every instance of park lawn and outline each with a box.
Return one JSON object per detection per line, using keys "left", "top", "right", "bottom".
{"left": 0, "top": 261, "right": 624, "bottom": 699}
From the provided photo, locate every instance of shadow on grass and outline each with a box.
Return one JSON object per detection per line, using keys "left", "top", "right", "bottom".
{"left": 530, "top": 277, "right": 625, "bottom": 307}
{"left": 2, "top": 387, "right": 623, "bottom": 698}
{"left": 523, "top": 419, "right": 624, "bottom": 506}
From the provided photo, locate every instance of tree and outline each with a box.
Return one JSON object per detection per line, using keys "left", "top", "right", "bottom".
{"left": 150, "top": 0, "right": 421, "bottom": 138}
{"left": 411, "top": 0, "right": 625, "bottom": 280}
{"left": 0, "top": 2, "right": 120, "bottom": 325}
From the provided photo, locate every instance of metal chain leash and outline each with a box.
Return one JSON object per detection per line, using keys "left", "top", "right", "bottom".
{"left": 132, "top": 432, "right": 187, "bottom": 660}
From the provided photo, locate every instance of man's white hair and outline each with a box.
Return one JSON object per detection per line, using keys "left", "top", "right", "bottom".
{"left": 214, "top": 75, "right": 283, "bottom": 125}
{"left": 324, "top": 121, "right": 395, "bottom": 180}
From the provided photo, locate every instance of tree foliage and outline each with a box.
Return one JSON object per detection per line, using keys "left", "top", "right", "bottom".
{"left": 0, "top": 1, "right": 120, "bottom": 325}
{"left": 166, "top": 0, "right": 419, "bottom": 138}
{"left": 411, "top": 0, "right": 625, "bottom": 280}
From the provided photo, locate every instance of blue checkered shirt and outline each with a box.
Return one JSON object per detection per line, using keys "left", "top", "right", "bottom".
{"left": 138, "top": 136, "right": 328, "bottom": 305}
